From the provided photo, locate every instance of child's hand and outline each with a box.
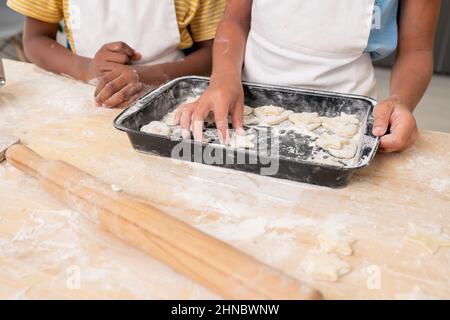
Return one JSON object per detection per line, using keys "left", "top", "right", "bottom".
{"left": 175, "top": 73, "right": 245, "bottom": 142}
{"left": 372, "top": 96, "right": 419, "bottom": 153}
{"left": 83, "top": 42, "right": 141, "bottom": 82}
{"left": 94, "top": 66, "right": 144, "bottom": 108}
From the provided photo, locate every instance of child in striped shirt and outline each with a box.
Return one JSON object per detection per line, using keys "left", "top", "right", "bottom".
{"left": 7, "top": 0, "right": 226, "bottom": 108}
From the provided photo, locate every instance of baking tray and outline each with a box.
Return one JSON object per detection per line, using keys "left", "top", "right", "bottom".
{"left": 113, "top": 76, "right": 379, "bottom": 188}
{"left": 0, "top": 59, "right": 5, "bottom": 87}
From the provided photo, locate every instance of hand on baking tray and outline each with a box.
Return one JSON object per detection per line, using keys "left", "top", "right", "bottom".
{"left": 94, "top": 66, "right": 144, "bottom": 108}
{"left": 372, "top": 96, "right": 419, "bottom": 153}
{"left": 175, "top": 72, "right": 246, "bottom": 143}
{"left": 82, "top": 42, "right": 142, "bottom": 82}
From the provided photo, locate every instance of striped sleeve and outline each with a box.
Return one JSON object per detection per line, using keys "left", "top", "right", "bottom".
{"left": 189, "top": 0, "right": 226, "bottom": 42}
{"left": 7, "top": 0, "right": 63, "bottom": 24}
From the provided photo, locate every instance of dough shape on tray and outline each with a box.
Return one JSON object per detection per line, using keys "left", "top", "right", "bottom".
{"left": 327, "top": 141, "right": 358, "bottom": 159}
{"left": 228, "top": 132, "right": 256, "bottom": 149}
{"left": 405, "top": 223, "right": 450, "bottom": 254}
{"left": 315, "top": 133, "right": 358, "bottom": 159}
{"left": 321, "top": 113, "right": 361, "bottom": 138}
{"left": 303, "top": 253, "right": 351, "bottom": 282}
{"left": 243, "top": 105, "right": 254, "bottom": 116}
{"left": 244, "top": 115, "right": 259, "bottom": 126}
{"left": 289, "top": 112, "right": 322, "bottom": 131}
{"left": 141, "top": 121, "right": 171, "bottom": 136}
{"left": 162, "top": 112, "right": 177, "bottom": 126}
{"left": 254, "top": 106, "right": 294, "bottom": 126}
{"left": 316, "top": 133, "right": 348, "bottom": 150}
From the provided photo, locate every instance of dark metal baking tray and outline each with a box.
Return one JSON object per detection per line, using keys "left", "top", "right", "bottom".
{"left": 113, "top": 76, "right": 379, "bottom": 188}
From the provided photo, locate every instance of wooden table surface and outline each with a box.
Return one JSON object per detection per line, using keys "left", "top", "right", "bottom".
{"left": 0, "top": 59, "right": 449, "bottom": 300}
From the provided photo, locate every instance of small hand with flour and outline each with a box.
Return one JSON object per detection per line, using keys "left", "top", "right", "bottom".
{"left": 372, "top": 96, "right": 419, "bottom": 153}
{"left": 94, "top": 67, "right": 144, "bottom": 108}
{"left": 81, "top": 41, "right": 142, "bottom": 82}
{"left": 175, "top": 72, "right": 245, "bottom": 142}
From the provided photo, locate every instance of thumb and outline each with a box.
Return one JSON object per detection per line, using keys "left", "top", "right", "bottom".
{"left": 372, "top": 99, "right": 394, "bottom": 136}
{"left": 132, "top": 51, "right": 142, "bottom": 61}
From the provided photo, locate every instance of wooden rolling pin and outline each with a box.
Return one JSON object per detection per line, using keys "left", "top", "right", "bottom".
{"left": 5, "top": 144, "right": 322, "bottom": 300}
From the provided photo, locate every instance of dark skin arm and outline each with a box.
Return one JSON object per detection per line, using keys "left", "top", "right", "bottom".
{"left": 373, "top": 0, "right": 440, "bottom": 152}
{"left": 95, "top": 40, "right": 214, "bottom": 108}
{"left": 23, "top": 17, "right": 214, "bottom": 108}
{"left": 176, "top": 0, "right": 252, "bottom": 141}
{"left": 181, "top": 0, "right": 440, "bottom": 153}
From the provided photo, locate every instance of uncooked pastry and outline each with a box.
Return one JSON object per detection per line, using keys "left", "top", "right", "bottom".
{"left": 162, "top": 112, "right": 177, "bottom": 126}
{"left": 318, "top": 234, "right": 355, "bottom": 256}
{"left": 303, "top": 253, "right": 351, "bottom": 282}
{"left": 321, "top": 113, "right": 361, "bottom": 138}
{"left": 327, "top": 141, "right": 358, "bottom": 159}
{"left": 322, "top": 120, "right": 359, "bottom": 138}
{"left": 228, "top": 132, "right": 256, "bottom": 149}
{"left": 316, "top": 133, "right": 349, "bottom": 150}
{"left": 243, "top": 105, "right": 254, "bottom": 116}
{"left": 405, "top": 223, "right": 450, "bottom": 254}
{"left": 254, "top": 105, "right": 284, "bottom": 118}
{"left": 254, "top": 106, "right": 293, "bottom": 126}
{"left": 244, "top": 115, "right": 259, "bottom": 126}
{"left": 289, "top": 112, "right": 322, "bottom": 131}
{"left": 140, "top": 121, "right": 171, "bottom": 136}
{"left": 339, "top": 112, "right": 361, "bottom": 125}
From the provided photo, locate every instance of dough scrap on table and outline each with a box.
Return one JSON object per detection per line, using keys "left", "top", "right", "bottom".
{"left": 318, "top": 234, "right": 355, "bottom": 256}
{"left": 140, "top": 121, "right": 171, "bottom": 136}
{"left": 228, "top": 132, "right": 256, "bottom": 150}
{"left": 303, "top": 253, "right": 351, "bottom": 282}
{"left": 395, "top": 286, "right": 436, "bottom": 300}
{"left": 289, "top": 112, "right": 322, "bottom": 131}
{"left": 405, "top": 223, "right": 450, "bottom": 254}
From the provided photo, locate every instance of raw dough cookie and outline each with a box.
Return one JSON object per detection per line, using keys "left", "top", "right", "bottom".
{"left": 254, "top": 105, "right": 284, "bottom": 118}
{"left": 321, "top": 113, "right": 361, "bottom": 138}
{"left": 318, "top": 234, "right": 355, "bottom": 256}
{"left": 395, "top": 286, "right": 436, "bottom": 300}
{"left": 244, "top": 115, "right": 259, "bottom": 126}
{"left": 322, "top": 120, "right": 359, "bottom": 138}
{"left": 228, "top": 132, "right": 256, "bottom": 149}
{"left": 140, "top": 121, "right": 171, "bottom": 136}
{"left": 405, "top": 224, "right": 450, "bottom": 254}
{"left": 243, "top": 105, "right": 254, "bottom": 116}
{"left": 327, "top": 141, "right": 358, "bottom": 159}
{"left": 316, "top": 133, "right": 349, "bottom": 150}
{"left": 289, "top": 112, "right": 322, "bottom": 131}
{"left": 303, "top": 253, "right": 351, "bottom": 282}
{"left": 162, "top": 112, "right": 177, "bottom": 126}
{"left": 339, "top": 112, "right": 361, "bottom": 125}
{"left": 254, "top": 105, "right": 293, "bottom": 126}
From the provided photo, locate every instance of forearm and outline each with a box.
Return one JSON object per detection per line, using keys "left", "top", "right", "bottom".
{"left": 211, "top": 19, "right": 249, "bottom": 79}
{"left": 390, "top": 49, "right": 434, "bottom": 111}
{"left": 136, "top": 42, "right": 213, "bottom": 86}
{"left": 24, "top": 34, "right": 88, "bottom": 81}
{"left": 390, "top": 0, "right": 441, "bottom": 111}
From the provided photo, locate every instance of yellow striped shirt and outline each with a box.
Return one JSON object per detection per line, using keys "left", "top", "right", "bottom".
{"left": 7, "top": 0, "right": 226, "bottom": 50}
